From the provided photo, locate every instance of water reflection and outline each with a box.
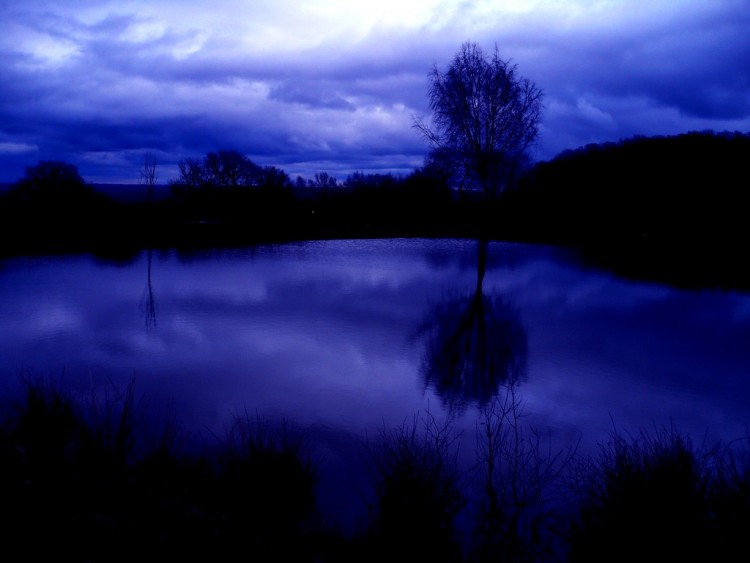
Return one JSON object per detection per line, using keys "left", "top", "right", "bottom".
{"left": 139, "top": 249, "right": 157, "bottom": 331}
{"left": 415, "top": 240, "right": 527, "bottom": 413}
{"left": 3, "top": 237, "right": 748, "bottom": 494}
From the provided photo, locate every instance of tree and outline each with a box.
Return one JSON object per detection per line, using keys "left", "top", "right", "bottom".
{"left": 308, "top": 171, "right": 339, "bottom": 189}
{"left": 171, "top": 150, "right": 261, "bottom": 192}
{"left": 5, "top": 160, "right": 112, "bottom": 241}
{"left": 414, "top": 42, "right": 543, "bottom": 199}
{"left": 173, "top": 157, "right": 206, "bottom": 191}
{"left": 139, "top": 152, "right": 158, "bottom": 203}
{"left": 203, "top": 150, "right": 261, "bottom": 188}
{"left": 258, "top": 165, "right": 292, "bottom": 191}
{"left": 13, "top": 160, "right": 90, "bottom": 201}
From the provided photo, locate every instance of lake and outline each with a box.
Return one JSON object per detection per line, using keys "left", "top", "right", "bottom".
{"left": 2, "top": 237, "right": 749, "bottom": 533}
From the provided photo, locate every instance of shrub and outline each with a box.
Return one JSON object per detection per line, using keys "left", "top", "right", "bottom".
{"left": 364, "top": 409, "right": 466, "bottom": 562}
{"left": 470, "top": 383, "right": 576, "bottom": 562}
{"left": 214, "top": 410, "right": 321, "bottom": 559}
{"left": 568, "top": 426, "right": 750, "bottom": 561}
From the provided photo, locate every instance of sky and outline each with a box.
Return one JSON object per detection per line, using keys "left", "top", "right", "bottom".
{"left": 1, "top": 0, "right": 748, "bottom": 184}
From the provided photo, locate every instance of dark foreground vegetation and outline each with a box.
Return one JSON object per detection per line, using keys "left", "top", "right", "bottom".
{"left": 2, "top": 130, "right": 749, "bottom": 290}
{"left": 2, "top": 375, "right": 749, "bottom": 562}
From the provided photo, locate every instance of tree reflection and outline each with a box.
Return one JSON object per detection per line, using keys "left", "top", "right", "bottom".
{"left": 140, "top": 249, "right": 157, "bottom": 331}
{"left": 415, "top": 240, "right": 527, "bottom": 414}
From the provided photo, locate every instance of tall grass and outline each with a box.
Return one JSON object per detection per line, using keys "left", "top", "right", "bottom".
{"left": 0, "top": 375, "right": 322, "bottom": 560}
{"left": 1, "top": 374, "right": 748, "bottom": 561}
{"left": 567, "top": 426, "right": 750, "bottom": 561}
{"left": 212, "top": 410, "right": 321, "bottom": 560}
{"left": 363, "top": 409, "right": 466, "bottom": 561}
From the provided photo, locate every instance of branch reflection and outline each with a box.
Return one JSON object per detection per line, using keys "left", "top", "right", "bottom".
{"left": 415, "top": 240, "right": 527, "bottom": 414}
{"left": 140, "top": 248, "right": 157, "bottom": 331}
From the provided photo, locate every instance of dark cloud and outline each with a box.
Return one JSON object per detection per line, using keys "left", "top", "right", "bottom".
{"left": 0, "top": 1, "right": 748, "bottom": 183}
{"left": 269, "top": 80, "right": 355, "bottom": 110}
{"left": 531, "top": 3, "right": 749, "bottom": 146}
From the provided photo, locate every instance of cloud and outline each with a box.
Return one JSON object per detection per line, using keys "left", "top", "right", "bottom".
{"left": 268, "top": 80, "right": 356, "bottom": 110}
{"left": 0, "top": 0, "right": 748, "bottom": 182}
{"left": 0, "top": 142, "right": 39, "bottom": 155}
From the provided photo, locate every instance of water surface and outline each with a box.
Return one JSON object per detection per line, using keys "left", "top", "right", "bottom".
{"left": 2, "top": 238, "right": 749, "bottom": 529}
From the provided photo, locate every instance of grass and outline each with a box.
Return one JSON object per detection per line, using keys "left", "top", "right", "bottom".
{"left": 1, "top": 375, "right": 748, "bottom": 561}
{"left": 0, "top": 375, "right": 322, "bottom": 560}
{"left": 567, "top": 426, "right": 750, "bottom": 562}
{"left": 363, "top": 409, "right": 466, "bottom": 562}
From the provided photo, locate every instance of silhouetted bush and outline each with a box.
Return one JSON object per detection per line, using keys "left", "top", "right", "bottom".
{"left": 212, "top": 411, "right": 321, "bottom": 560}
{"left": 363, "top": 410, "right": 466, "bottom": 562}
{"left": 0, "top": 376, "right": 323, "bottom": 560}
{"left": 470, "top": 386, "right": 576, "bottom": 563}
{"left": 567, "top": 427, "right": 750, "bottom": 562}
{"left": 1, "top": 374, "right": 749, "bottom": 561}
{"left": 0, "top": 376, "right": 147, "bottom": 558}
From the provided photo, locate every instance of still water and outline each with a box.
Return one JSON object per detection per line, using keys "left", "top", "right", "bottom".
{"left": 2, "top": 238, "right": 749, "bottom": 529}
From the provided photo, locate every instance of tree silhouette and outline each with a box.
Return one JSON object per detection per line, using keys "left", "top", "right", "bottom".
{"left": 414, "top": 42, "right": 542, "bottom": 200}
{"left": 140, "top": 153, "right": 158, "bottom": 204}
{"left": 203, "top": 150, "right": 261, "bottom": 188}
{"left": 308, "top": 171, "right": 339, "bottom": 189}
{"left": 12, "top": 160, "right": 93, "bottom": 206}
{"left": 6, "top": 160, "right": 112, "bottom": 240}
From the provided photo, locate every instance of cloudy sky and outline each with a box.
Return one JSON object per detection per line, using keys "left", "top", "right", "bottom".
{"left": 1, "top": 0, "right": 748, "bottom": 184}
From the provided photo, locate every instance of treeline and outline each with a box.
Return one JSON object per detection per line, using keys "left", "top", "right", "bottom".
{"left": 1, "top": 130, "right": 748, "bottom": 264}
{"left": 0, "top": 151, "right": 459, "bottom": 257}
{"left": 503, "top": 130, "right": 750, "bottom": 246}
{"left": 164, "top": 150, "right": 458, "bottom": 243}
{"left": 497, "top": 130, "right": 750, "bottom": 290}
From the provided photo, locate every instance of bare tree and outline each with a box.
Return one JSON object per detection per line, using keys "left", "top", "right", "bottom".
{"left": 308, "top": 171, "right": 339, "bottom": 189}
{"left": 174, "top": 157, "right": 205, "bottom": 191}
{"left": 414, "top": 42, "right": 543, "bottom": 199}
{"left": 471, "top": 382, "right": 578, "bottom": 562}
{"left": 171, "top": 151, "right": 262, "bottom": 192}
{"left": 203, "top": 150, "right": 261, "bottom": 188}
{"left": 140, "top": 152, "right": 158, "bottom": 204}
